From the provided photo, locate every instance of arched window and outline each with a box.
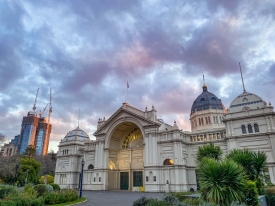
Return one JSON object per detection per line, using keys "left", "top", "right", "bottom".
{"left": 88, "top": 164, "right": 94, "bottom": 170}
{"left": 163, "top": 159, "right": 174, "bottom": 165}
{"left": 248, "top": 124, "right": 253, "bottom": 133}
{"left": 242, "top": 125, "right": 246, "bottom": 134}
{"left": 201, "top": 98, "right": 205, "bottom": 101}
{"left": 254, "top": 124, "right": 259, "bottom": 132}
{"left": 211, "top": 97, "right": 216, "bottom": 100}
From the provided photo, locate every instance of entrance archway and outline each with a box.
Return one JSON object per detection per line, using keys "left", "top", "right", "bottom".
{"left": 107, "top": 122, "right": 144, "bottom": 190}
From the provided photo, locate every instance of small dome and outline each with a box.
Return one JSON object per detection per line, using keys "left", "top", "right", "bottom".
{"left": 191, "top": 84, "right": 225, "bottom": 115}
{"left": 229, "top": 91, "right": 265, "bottom": 113}
{"left": 64, "top": 127, "right": 90, "bottom": 140}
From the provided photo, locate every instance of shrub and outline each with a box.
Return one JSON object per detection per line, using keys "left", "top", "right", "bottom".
{"left": 147, "top": 199, "right": 168, "bottom": 206}
{"left": 265, "top": 187, "right": 275, "bottom": 206}
{"left": 43, "top": 189, "right": 78, "bottom": 205}
{"left": 39, "top": 175, "right": 54, "bottom": 184}
{"left": 45, "top": 184, "right": 54, "bottom": 193}
{"left": 163, "top": 194, "right": 183, "bottom": 206}
{"left": 243, "top": 180, "right": 259, "bottom": 206}
{"left": 133, "top": 196, "right": 156, "bottom": 206}
{"left": 43, "top": 192, "right": 56, "bottom": 205}
{"left": 33, "top": 184, "right": 47, "bottom": 197}
{"left": 24, "top": 183, "right": 38, "bottom": 197}
{"left": 0, "top": 200, "right": 16, "bottom": 206}
{"left": 170, "top": 192, "right": 195, "bottom": 201}
{"left": 0, "top": 185, "right": 17, "bottom": 198}
{"left": 50, "top": 183, "right": 60, "bottom": 191}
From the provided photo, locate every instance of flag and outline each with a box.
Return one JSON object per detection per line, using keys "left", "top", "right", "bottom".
{"left": 127, "top": 81, "right": 129, "bottom": 88}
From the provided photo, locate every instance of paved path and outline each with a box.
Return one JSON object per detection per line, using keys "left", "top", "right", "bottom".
{"left": 78, "top": 191, "right": 165, "bottom": 206}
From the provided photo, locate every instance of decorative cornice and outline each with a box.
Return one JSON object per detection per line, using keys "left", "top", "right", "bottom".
{"left": 94, "top": 107, "right": 161, "bottom": 136}
{"left": 157, "top": 138, "right": 226, "bottom": 145}
{"left": 223, "top": 112, "right": 275, "bottom": 122}
{"left": 226, "top": 131, "right": 275, "bottom": 139}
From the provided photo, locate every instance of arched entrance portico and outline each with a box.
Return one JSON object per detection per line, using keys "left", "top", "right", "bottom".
{"left": 107, "top": 121, "right": 144, "bottom": 190}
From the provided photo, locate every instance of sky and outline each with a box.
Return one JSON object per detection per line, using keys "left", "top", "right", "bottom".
{"left": 0, "top": 0, "right": 275, "bottom": 152}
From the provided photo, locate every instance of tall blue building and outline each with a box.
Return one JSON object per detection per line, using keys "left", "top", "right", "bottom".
{"left": 18, "top": 112, "right": 39, "bottom": 154}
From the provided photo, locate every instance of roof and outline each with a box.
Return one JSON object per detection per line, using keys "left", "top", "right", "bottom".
{"left": 191, "top": 84, "right": 225, "bottom": 114}
{"left": 64, "top": 127, "right": 90, "bottom": 141}
{"left": 229, "top": 91, "right": 266, "bottom": 113}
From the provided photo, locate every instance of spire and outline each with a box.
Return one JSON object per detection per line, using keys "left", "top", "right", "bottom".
{"left": 239, "top": 63, "right": 246, "bottom": 93}
{"left": 202, "top": 74, "right": 207, "bottom": 92}
{"left": 78, "top": 108, "right": 80, "bottom": 128}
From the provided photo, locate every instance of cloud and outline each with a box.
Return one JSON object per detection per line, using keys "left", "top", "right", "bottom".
{"left": 0, "top": 0, "right": 275, "bottom": 152}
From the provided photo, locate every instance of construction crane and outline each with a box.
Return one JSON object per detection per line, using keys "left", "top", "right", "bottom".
{"left": 33, "top": 88, "right": 39, "bottom": 113}
{"left": 43, "top": 88, "right": 52, "bottom": 155}
{"left": 39, "top": 103, "right": 49, "bottom": 118}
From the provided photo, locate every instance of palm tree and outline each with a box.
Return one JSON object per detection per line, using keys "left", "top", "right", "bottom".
{"left": 198, "top": 158, "right": 246, "bottom": 205}
{"left": 227, "top": 149, "right": 267, "bottom": 194}
{"left": 196, "top": 142, "right": 223, "bottom": 162}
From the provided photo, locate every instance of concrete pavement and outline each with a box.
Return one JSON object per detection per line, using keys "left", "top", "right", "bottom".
{"left": 77, "top": 190, "right": 165, "bottom": 206}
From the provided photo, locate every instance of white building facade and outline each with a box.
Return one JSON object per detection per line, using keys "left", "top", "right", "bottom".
{"left": 54, "top": 84, "right": 275, "bottom": 192}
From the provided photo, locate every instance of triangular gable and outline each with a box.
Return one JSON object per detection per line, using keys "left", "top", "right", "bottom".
{"left": 94, "top": 105, "right": 161, "bottom": 136}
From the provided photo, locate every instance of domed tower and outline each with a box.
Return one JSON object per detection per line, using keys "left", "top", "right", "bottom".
{"left": 54, "top": 127, "right": 90, "bottom": 189}
{"left": 190, "top": 83, "right": 226, "bottom": 132}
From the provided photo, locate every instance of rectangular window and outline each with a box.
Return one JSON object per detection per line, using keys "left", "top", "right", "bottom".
{"left": 94, "top": 177, "right": 96, "bottom": 182}
{"left": 213, "top": 134, "right": 217, "bottom": 140}
{"left": 60, "top": 174, "right": 66, "bottom": 184}
{"left": 208, "top": 117, "right": 210, "bottom": 124}
{"left": 146, "top": 176, "right": 149, "bottom": 182}
{"left": 153, "top": 176, "right": 156, "bottom": 182}
{"left": 205, "top": 117, "right": 208, "bottom": 124}
{"left": 209, "top": 134, "right": 213, "bottom": 140}
{"left": 201, "top": 118, "right": 204, "bottom": 125}
{"left": 217, "top": 133, "right": 220, "bottom": 139}
{"left": 190, "top": 137, "right": 193, "bottom": 142}
{"left": 199, "top": 118, "right": 201, "bottom": 125}
{"left": 99, "top": 177, "right": 101, "bottom": 182}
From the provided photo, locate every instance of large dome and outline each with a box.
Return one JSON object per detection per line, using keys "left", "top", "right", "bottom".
{"left": 229, "top": 91, "right": 266, "bottom": 113}
{"left": 64, "top": 127, "right": 90, "bottom": 141}
{"left": 191, "top": 84, "right": 225, "bottom": 115}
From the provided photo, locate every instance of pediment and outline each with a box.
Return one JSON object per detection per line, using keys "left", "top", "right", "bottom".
{"left": 94, "top": 106, "right": 161, "bottom": 136}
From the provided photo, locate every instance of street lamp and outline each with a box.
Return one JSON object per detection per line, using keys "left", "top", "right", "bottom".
{"left": 14, "top": 163, "right": 19, "bottom": 186}
{"left": 79, "top": 159, "right": 85, "bottom": 198}
{"left": 25, "top": 169, "right": 29, "bottom": 185}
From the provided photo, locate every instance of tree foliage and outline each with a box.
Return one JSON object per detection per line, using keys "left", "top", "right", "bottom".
{"left": 0, "top": 155, "right": 20, "bottom": 184}
{"left": 17, "top": 157, "right": 41, "bottom": 185}
{"left": 24, "top": 145, "right": 36, "bottom": 158}
{"left": 227, "top": 149, "right": 267, "bottom": 194}
{"left": 198, "top": 158, "right": 246, "bottom": 206}
{"left": 35, "top": 154, "right": 56, "bottom": 176}
{"left": 196, "top": 142, "right": 223, "bottom": 162}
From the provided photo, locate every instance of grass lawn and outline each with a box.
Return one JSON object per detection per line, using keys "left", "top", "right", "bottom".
{"left": 49, "top": 197, "right": 86, "bottom": 206}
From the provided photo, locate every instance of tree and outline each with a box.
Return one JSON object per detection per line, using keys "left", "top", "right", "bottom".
{"left": 0, "top": 133, "right": 6, "bottom": 148}
{"left": 196, "top": 142, "right": 223, "bottom": 162}
{"left": 24, "top": 145, "right": 36, "bottom": 158}
{"left": 35, "top": 154, "right": 56, "bottom": 177}
{"left": 227, "top": 149, "right": 267, "bottom": 194}
{"left": 39, "top": 174, "right": 54, "bottom": 184}
{"left": 0, "top": 155, "right": 20, "bottom": 184}
{"left": 198, "top": 158, "right": 246, "bottom": 205}
{"left": 17, "top": 157, "right": 41, "bottom": 185}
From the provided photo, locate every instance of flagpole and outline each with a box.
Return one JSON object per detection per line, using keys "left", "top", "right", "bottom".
{"left": 127, "top": 81, "right": 128, "bottom": 103}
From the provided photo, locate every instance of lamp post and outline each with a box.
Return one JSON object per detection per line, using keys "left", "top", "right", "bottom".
{"left": 25, "top": 169, "right": 29, "bottom": 185}
{"left": 79, "top": 159, "right": 85, "bottom": 198}
{"left": 14, "top": 163, "right": 19, "bottom": 186}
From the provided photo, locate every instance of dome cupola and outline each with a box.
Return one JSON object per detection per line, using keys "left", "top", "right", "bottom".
{"left": 191, "top": 84, "right": 225, "bottom": 115}
{"left": 228, "top": 91, "right": 266, "bottom": 113}
{"left": 63, "top": 127, "right": 90, "bottom": 141}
